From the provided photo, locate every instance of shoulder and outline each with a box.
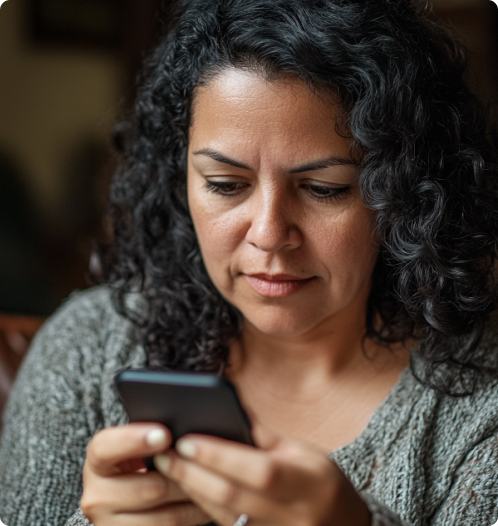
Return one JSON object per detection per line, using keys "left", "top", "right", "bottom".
{"left": 38, "top": 285, "right": 121, "bottom": 339}
{"left": 459, "top": 308, "right": 498, "bottom": 405}
{"left": 18, "top": 286, "right": 145, "bottom": 387}
{"left": 430, "top": 310, "right": 498, "bottom": 448}
{"left": 428, "top": 308, "right": 498, "bottom": 408}
{"left": 31, "top": 285, "right": 144, "bottom": 351}
{"left": 4, "top": 286, "right": 147, "bottom": 429}
{"left": 0, "top": 289, "right": 146, "bottom": 522}
{"left": 380, "top": 313, "right": 498, "bottom": 466}
{"left": 475, "top": 308, "right": 498, "bottom": 370}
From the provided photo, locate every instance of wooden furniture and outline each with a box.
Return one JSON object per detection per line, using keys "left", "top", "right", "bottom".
{"left": 0, "top": 314, "right": 45, "bottom": 433}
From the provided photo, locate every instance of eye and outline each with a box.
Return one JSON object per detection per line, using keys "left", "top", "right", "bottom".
{"left": 204, "top": 179, "right": 248, "bottom": 196}
{"left": 302, "top": 183, "right": 351, "bottom": 202}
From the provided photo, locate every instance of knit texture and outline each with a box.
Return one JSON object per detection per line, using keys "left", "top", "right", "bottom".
{"left": 0, "top": 287, "right": 497, "bottom": 526}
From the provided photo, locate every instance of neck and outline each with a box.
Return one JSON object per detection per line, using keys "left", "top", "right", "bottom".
{"left": 226, "top": 302, "right": 411, "bottom": 450}
{"left": 227, "top": 300, "right": 394, "bottom": 394}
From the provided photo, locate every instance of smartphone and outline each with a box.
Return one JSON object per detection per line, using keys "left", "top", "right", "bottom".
{"left": 114, "top": 369, "right": 254, "bottom": 469}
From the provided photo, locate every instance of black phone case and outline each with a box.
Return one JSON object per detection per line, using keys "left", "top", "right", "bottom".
{"left": 114, "top": 369, "right": 254, "bottom": 469}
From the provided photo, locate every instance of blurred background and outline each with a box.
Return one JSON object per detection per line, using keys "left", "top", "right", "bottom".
{"left": 0, "top": 0, "right": 497, "bottom": 316}
{"left": 0, "top": 0, "right": 173, "bottom": 318}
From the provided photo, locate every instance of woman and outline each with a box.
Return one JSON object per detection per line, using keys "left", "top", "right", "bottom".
{"left": 1, "top": 0, "right": 498, "bottom": 525}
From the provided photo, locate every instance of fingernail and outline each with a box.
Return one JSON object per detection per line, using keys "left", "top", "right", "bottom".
{"left": 176, "top": 439, "right": 196, "bottom": 458}
{"left": 154, "top": 454, "right": 171, "bottom": 473}
{"left": 146, "top": 429, "right": 167, "bottom": 448}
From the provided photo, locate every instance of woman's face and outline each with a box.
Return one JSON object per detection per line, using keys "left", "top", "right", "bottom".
{"left": 188, "top": 69, "right": 378, "bottom": 338}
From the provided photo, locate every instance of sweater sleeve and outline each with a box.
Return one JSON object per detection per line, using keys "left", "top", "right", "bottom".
{"left": 65, "top": 507, "right": 92, "bottom": 525}
{"left": 359, "top": 429, "right": 498, "bottom": 526}
{"left": 360, "top": 493, "right": 413, "bottom": 526}
{"left": 0, "top": 294, "right": 106, "bottom": 526}
{"left": 428, "top": 432, "right": 498, "bottom": 525}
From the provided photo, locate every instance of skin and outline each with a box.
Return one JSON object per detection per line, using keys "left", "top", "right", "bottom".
{"left": 81, "top": 70, "right": 411, "bottom": 526}
{"left": 188, "top": 71, "right": 376, "bottom": 342}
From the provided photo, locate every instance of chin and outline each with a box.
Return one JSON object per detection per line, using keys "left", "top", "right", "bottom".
{"left": 243, "top": 305, "right": 329, "bottom": 338}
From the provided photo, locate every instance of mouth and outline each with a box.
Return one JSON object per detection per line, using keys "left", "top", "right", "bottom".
{"left": 244, "top": 273, "right": 315, "bottom": 298}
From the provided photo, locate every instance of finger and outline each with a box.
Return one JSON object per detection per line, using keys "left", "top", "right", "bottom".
{"left": 86, "top": 424, "right": 172, "bottom": 477}
{"left": 169, "top": 435, "right": 320, "bottom": 500}
{"left": 82, "top": 470, "right": 189, "bottom": 513}
{"left": 112, "top": 501, "right": 211, "bottom": 526}
{"left": 183, "top": 488, "right": 243, "bottom": 526}
{"left": 155, "top": 453, "right": 286, "bottom": 523}
{"left": 174, "top": 436, "right": 278, "bottom": 491}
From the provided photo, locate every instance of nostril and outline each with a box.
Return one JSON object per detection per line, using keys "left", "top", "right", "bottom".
{"left": 246, "top": 221, "right": 302, "bottom": 253}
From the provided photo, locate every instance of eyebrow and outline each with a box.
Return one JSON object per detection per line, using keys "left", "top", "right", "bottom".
{"left": 192, "top": 148, "right": 356, "bottom": 173}
{"left": 289, "top": 157, "right": 356, "bottom": 173}
{"left": 193, "top": 149, "right": 250, "bottom": 170}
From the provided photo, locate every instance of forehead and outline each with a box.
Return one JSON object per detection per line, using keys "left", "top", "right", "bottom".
{"left": 189, "top": 69, "right": 351, "bottom": 165}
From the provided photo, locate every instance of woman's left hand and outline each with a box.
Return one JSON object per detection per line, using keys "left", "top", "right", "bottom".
{"left": 153, "top": 424, "right": 371, "bottom": 526}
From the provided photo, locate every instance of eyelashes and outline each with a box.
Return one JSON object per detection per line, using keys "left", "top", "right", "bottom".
{"left": 204, "top": 180, "right": 351, "bottom": 203}
{"left": 301, "top": 183, "right": 351, "bottom": 202}
{"left": 204, "top": 181, "right": 248, "bottom": 195}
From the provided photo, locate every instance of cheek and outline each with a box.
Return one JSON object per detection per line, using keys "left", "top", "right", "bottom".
{"left": 188, "top": 189, "right": 245, "bottom": 288}
{"left": 311, "top": 205, "right": 378, "bottom": 287}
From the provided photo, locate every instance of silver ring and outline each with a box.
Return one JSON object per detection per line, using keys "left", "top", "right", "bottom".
{"left": 232, "top": 513, "right": 249, "bottom": 526}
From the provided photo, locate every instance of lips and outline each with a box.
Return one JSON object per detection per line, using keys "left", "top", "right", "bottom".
{"left": 244, "top": 273, "right": 314, "bottom": 298}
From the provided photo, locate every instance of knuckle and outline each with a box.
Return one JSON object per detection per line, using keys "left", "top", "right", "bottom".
{"left": 198, "top": 444, "right": 220, "bottom": 467}
{"left": 80, "top": 491, "right": 102, "bottom": 521}
{"left": 168, "top": 456, "right": 184, "bottom": 480}
{"left": 256, "top": 460, "right": 279, "bottom": 490}
{"left": 138, "top": 477, "right": 168, "bottom": 506}
{"left": 87, "top": 431, "right": 108, "bottom": 463}
{"left": 218, "top": 481, "right": 240, "bottom": 507}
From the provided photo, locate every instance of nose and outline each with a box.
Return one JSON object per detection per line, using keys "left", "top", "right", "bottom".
{"left": 245, "top": 183, "right": 303, "bottom": 253}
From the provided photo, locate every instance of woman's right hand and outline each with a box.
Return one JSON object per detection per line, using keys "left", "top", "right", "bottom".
{"left": 81, "top": 423, "right": 211, "bottom": 525}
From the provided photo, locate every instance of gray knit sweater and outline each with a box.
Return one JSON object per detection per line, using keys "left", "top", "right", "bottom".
{"left": 1, "top": 287, "right": 498, "bottom": 526}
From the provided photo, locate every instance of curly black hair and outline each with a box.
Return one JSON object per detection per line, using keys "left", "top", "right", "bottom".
{"left": 103, "top": 0, "right": 498, "bottom": 396}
